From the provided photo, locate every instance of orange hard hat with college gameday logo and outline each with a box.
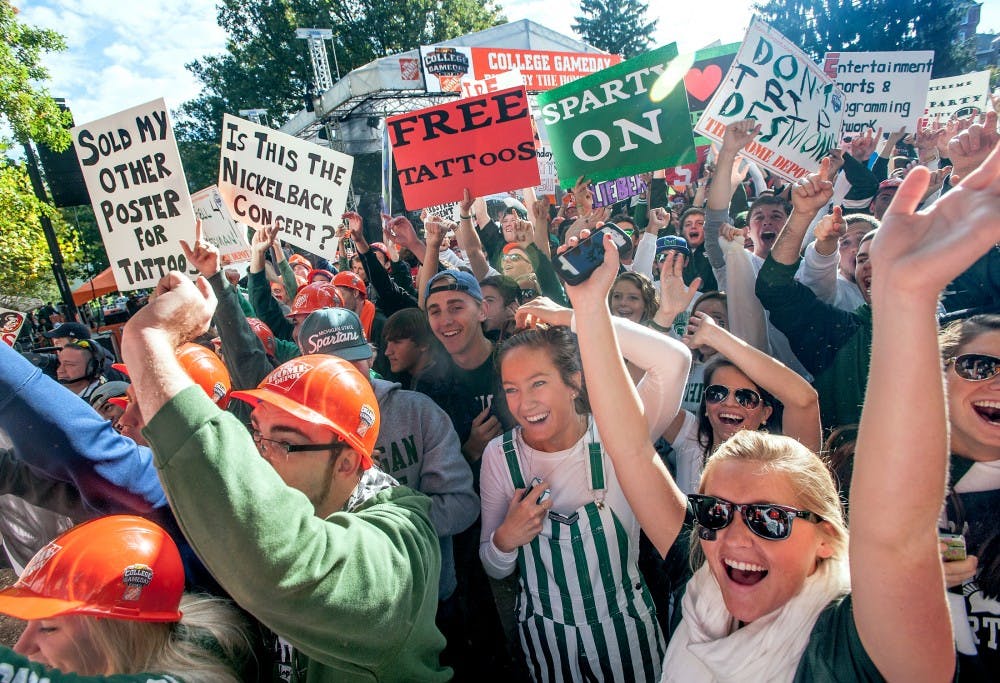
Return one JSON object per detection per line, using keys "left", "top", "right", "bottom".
{"left": 112, "top": 343, "right": 231, "bottom": 409}
{"left": 0, "top": 516, "right": 184, "bottom": 622}
{"left": 289, "top": 282, "right": 344, "bottom": 318}
{"left": 231, "top": 354, "right": 380, "bottom": 465}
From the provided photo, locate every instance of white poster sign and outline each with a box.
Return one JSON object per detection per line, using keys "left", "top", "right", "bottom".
{"left": 695, "top": 19, "right": 845, "bottom": 181}
{"left": 191, "top": 185, "right": 252, "bottom": 268}
{"left": 72, "top": 98, "right": 197, "bottom": 291}
{"left": 923, "top": 70, "right": 992, "bottom": 121}
{"left": 822, "top": 50, "right": 934, "bottom": 135}
{"left": 219, "top": 114, "right": 354, "bottom": 260}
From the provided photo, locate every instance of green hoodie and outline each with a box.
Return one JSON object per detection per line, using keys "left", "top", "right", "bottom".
{"left": 144, "top": 387, "right": 449, "bottom": 682}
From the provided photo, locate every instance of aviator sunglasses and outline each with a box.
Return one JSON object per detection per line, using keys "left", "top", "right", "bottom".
{"left": 703, "top": 384, "right": 763, "bottom": 409}
{"left": 688, "top": 494, "right": 824, "bottom": 541}
{"left": 946, "top": 353, "right": 1000, "bottom": 382}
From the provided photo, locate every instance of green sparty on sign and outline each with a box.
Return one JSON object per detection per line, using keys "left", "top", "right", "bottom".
{"left": 538, "top": 43, "right": 697, "bottom": 188}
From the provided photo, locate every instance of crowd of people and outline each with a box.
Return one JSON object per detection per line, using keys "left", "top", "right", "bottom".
{"left": 0, "top": 106, "right": 998, "bottom": 683}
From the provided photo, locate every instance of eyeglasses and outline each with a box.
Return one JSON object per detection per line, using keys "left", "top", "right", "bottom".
{"left": 251, "top": 429, "right": 343, "bottom": 457}
{"left": 704, "top": 384, "right": 763, "bottom": 409}
{"left": 947, "top": 353, "right": 1000, "bottom": 382}
{"left": 502, "top": 253, "right": 527, "bottom": 263}
{"left": 689, "top": 494, "right": 824, "bottom": 541}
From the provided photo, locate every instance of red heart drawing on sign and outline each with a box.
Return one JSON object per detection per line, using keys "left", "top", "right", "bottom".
{"left": 685, "top": 65, "right": 723, "bottom": 102}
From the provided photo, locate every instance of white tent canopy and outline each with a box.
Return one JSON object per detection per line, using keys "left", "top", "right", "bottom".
{"left": 280, "top": 20, "right": 610, "bottom": 153}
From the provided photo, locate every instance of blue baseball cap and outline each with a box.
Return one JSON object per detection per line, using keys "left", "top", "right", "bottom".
{"left": 655, "top": 235, "right": 691, "bottom": 260}
{"left": 425, "top": 270, "right": 483, "bottom": 303}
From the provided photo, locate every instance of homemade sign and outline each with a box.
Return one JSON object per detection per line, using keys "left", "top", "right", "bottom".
{"left": 420, "top": 46, "right": 620, "bottom": 93}
{"left": 589, "top": 175, "right": 648, "bottom": 208}
{"left": 695, "top": 19, "right": 845, "bottom": 181}
{"left": 459, "top": 69, "right": 525, "bottom": 98}
{"left": 921, "top": 70, "right": 992, "bottom": 122}
{"left": 219, "top": 114, "right": 353, "bottom": 260}
{"left": 0, "top": 307, "right": 25, "bottom": 347}
{"left": 72, "top": 98, "right": 197, "bottom": 291}
{"left": 191, "top": 185, "right": 251, "bottom": 267}
{"left": 386, "top": 86, "right": 540, "bottom": 209}
{"left": 822, "top": 51, "right": 934, "bottom": 135}
{"left": 538, "top": 43, "right": 696, "bottom": 187}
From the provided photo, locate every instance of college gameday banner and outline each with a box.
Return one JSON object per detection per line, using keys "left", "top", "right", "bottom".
{"left": 218, "top": 114, "right": 354, "bottom": 260}
{"left": 387, "top": 86, "right": 540, "bottom": 209}
{"left": 420, "top": 46, "right": 621, "bottom": 93}
{"left": 71, "top": 98, "right": 198, "bottom": 291}
{"left": 822, "top": 51, "right": 934, "bottom": 136}
{"left": 695, "top": 19, "right": 845, "bottom": 181}
{"left": 538, "top": 43, "right": 696, "bottom": 188}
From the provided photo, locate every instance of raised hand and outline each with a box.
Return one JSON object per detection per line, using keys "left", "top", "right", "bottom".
{"left": 721, "top": 119, "right": 761, "bottom": 154}
{"left": 463, "top": 405, "right": 501, "bottom": 463}
{"left": 385, "top": 215, "right": 420, "bottom": 250}
{"left": 180, "top": 219, "right": 222, "bottom": 278}
{"left": 126, "top": 272, "right": 217, "bottom": 348}
{"left": 813, "top": 205, "right": 846, "bottom": 247}
{"left": 342, "top": 211, "right": 364, "bottom": 240}
{"left": 515, "top": 296, "right": 572, "bottom": 328}
{"left": 683, "top": 310, "right": 722, "bottom": 351}
{"left": 658, "top": 251, "right": 701, "bottom": 317}
{"left": 458, "top": 187, "right": 475, "bottom": 218}
{"left": 870, "top": 139, "right": 1000, "bottom": 302}
{"left": 947, "top": 111, "right": 999, "bottom": 183}
{"left": 572, "top": 175, "right": 594, "bottom": 216}
{"left": 790, "top": 157, "right": 834, "bottom": 216}
{"left": 848, "top": 126, "right": 882, "bottom": 162}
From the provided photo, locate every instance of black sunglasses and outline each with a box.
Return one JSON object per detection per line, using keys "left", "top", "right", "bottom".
{"left": 689, "top": 494, "right": 824, "bottom": 541}
{"left": 947, "top": 353, "right": 1000, "bottom": 382}
{"left": 704, "top": 384, "right": 763, "bottom": 409}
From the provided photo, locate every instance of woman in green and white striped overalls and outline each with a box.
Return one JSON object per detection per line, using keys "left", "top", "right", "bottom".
{"left": 479, "top": 313, "right": 692, "bottom": 682}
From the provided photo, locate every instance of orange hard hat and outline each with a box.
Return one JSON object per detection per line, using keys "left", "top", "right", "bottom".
{"left": 289, "top": 282, "right": 344, "bottom": 319}
{"left": 176, "top": 342, "right": 231, "bottom": 409}
{"left": 247, "top": 317, "right": 277, "bottom": 357}
{"left": 0, "top": 516, "right": 184, "bottom": 622}
{"left": 333, "top": 271, "right": 367, "bottom": 297}
{"left": 112, "top": 343, "right": 230, "bottom": 409}
{"left": 231, "top": 354, "right": 380, "bottom": 465}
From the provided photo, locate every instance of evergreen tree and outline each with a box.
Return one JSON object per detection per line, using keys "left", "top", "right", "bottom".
{"left": 175, "top": 0, "right": 506, "bottom": 191}
{"left": 573, "top": 0, "right": 657, "bottom": 59}
{"left": 754, "top": 0, "right": 975, "bottom": 78}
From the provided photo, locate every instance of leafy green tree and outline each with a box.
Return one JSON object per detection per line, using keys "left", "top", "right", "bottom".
{"left": 0, "top": 1, "right": 82, "bottom": 303}
{"left": 572, "top": 0, "right": 657, "bottom": 59}
{"left": 754, "top": 0, "right": 976, "bottom": 78}
{"left": 175, "top": 0, "right": 506, "bottom": 190}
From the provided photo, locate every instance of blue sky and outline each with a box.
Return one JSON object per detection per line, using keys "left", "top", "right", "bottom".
{"left": 16, "top": 0, "right": 1000, "bottom": 125}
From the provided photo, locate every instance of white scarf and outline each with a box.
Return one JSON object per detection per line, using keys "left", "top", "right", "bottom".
{"left": 661, "top": 558, "right": 850, "bottom": 683}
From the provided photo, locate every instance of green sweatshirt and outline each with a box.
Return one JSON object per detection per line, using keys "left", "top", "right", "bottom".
{"left": 144, "top": 387, "right": 449, "bottom": 682}
{"left": 0, "top": 647, "right": 183, "bottom": 682}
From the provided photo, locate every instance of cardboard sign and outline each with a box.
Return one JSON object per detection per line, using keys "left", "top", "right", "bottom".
{"left": 460, "top": 69, "right": 525, "bottom": 98}
{"left": 421, "top": 46, "right": 621, "bottom": 93}
{"left": 386, "top": 86, "right": 540, "bottom": 210}
{"left": 191, "top": 185, "right": 251, "bottom": 267}
{"left": 695, "top": 19, "right": 845, "bottom": 181}
{"left": 589, "top": 175, "right": 648, "bottom": 208}
{"left": 219, "top": 114, "right": 354, "bottom": 260}
{"left": 0, "top": 307, "right": 25, "bottom": 347}
{"left": 424, "top": 202, "right": 459, "bottom": 222}
{"left": 823, "top": 51, "right": 934, "bottom": 135}
{"left": 381, "top": 121, "right": 393, "bottom": 214}
{"left": 538, "top": 43, "right": 696, "bottom": 188}
{"left": 922, "top": 70, "right": 992, "bottom": 122}
{"left": 662, "top": 145, "right": 711, "bottom": 190}
{"left": 684, "top": 43, "right": 740, "bottom": 143}
{"left": 72, "top": 98, "right": 197, "bottom": 291}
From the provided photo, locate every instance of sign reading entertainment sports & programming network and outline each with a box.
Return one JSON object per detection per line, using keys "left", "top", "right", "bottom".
{"left": 419, "top": 46, "right": 621, "bottom": 93}
{"left": 822, "top": 50, "right": 934, "bottom": 135}
{"left": 695, "top": 19, "right": 845, "bottom": 181}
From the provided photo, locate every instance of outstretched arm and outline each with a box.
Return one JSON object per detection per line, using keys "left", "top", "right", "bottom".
{"left": 564, "top": 234, "right": 689, "bottom": 557}
{"left": 850, "top": 138, "right": 1000, "bottom": 682}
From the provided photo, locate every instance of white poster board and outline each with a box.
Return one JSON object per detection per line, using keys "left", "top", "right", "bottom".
{"left": 218, "top": 114, "right": 354, "bottom": 260}
{"left": 695, "top": 19, "right": 845, "bottom": 181}
{"left": 191, "top": 185, "right": 252, "bottom": 268}
{"left": 923, "top": 70, "right": 992, "bottom": 121}
{"left": 822, "top": 50, "right": 934, "bottom": 135}
{"left": 72, "top": 98, "right": 197, "bottom": 291}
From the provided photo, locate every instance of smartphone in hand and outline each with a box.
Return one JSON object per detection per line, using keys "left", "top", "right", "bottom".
{"left": 552, "top": 223, "right": 631, "bottom": 285}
